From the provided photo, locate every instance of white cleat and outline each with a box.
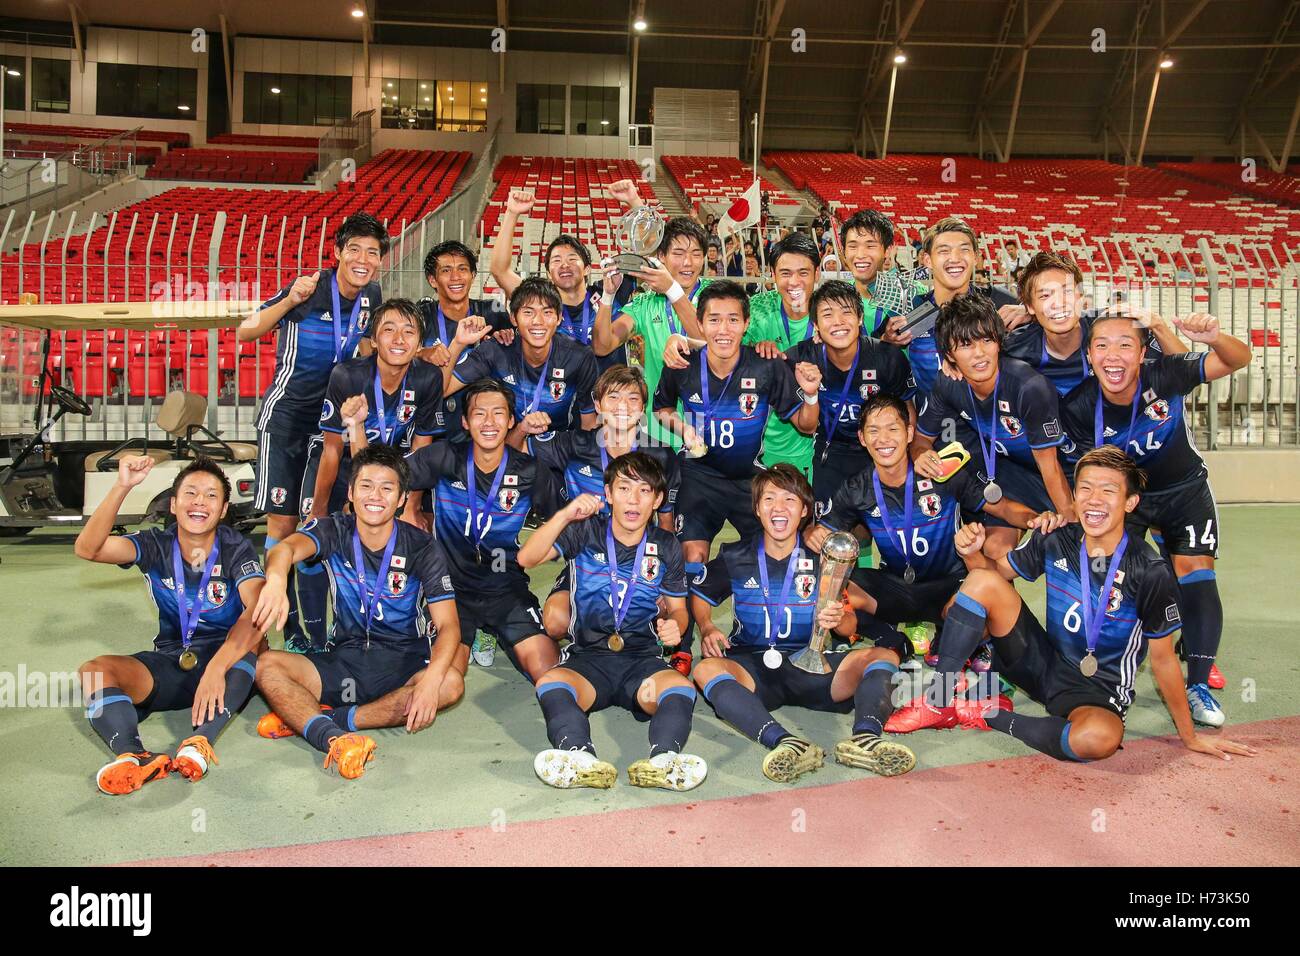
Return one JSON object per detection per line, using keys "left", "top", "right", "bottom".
{"left": 1187, "top": 683, "right": 1226, "bottom": 728}
{"left": 534, "top": 748, "right": 617, "bottom": 789}
{"left": 627, "top": 751, "right": 708, "bottom": 791}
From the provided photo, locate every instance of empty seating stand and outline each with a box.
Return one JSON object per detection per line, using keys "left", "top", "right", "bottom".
{"left": 208, "top": 133, "right": 321, "bottom": 149}
{"left": 3, "top": 121, "right": 189, "bottom": 148}
{"left": 661, "top": 155, "right": 801, "bottom": 215}
{"left": 146, "top": 148, "right": 318, "bottom": 184}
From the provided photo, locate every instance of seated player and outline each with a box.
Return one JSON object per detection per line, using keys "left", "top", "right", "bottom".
{"left": 889, "top": 448, "right": 1257, "bottom": 766}
{"left": 252, "top": 446, "right": 463, "bottom": 780}
{"left": 518, "top": 454, "right": 705, "bottom": 791}
{"left": 691, "top": 465, "right": 918, "bottom": 782}
{"left": 592, "top": 216, "right": 711, "bottom": 449}
{"left": 1004, "top": 251, "right": 1185, "bottom": 396}
{"left": 488, "top": 187, "right": 636, "bottom": 366}
{"left": 652, "top": 279, "right": 818, "bottom": 620}
{"left": 812, "top": 394, "right": 1059, "bottom": 662}
{"left": 295, "top": 298, "right": 443, "bottom": 651}
{"left": 1060, "top": 312, "right": 1251, "bottom": 725}
{"left": 443, "top": 277, "right": 598, "bottom": 438}
{"left": 787, "top": 279, "right": 915, "bottom": 517}
{"left": 75, "top": 456, "right": 267, "bottom": 795}
{"left": 404, "top": 379, "right": 557, "bottom": 679}
{"left": 238, "top": 212, "right": 388, "bottom": 646}
{"left": 912, "top": 294, "right": 1074, "bottom": 560}
{"left": 513, "top": 365, "right": 682, "bottom": 653}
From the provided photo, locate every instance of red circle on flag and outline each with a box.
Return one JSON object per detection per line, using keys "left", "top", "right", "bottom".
{"left": 726, "top": 197, "right": 750, "bottom": 222}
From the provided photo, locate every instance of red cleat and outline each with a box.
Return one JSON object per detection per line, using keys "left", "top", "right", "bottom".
{"left": 954, "top": 694, "right": 1014, "bottom": 731}
{"left": 884, "top": 695, "right": 958, "bottom": 733}
{"left": 669, "top": 651, "right": 692, "bottom": 677}
{"left": 1208, "top": 664, "right": 1225, "bottom": 690}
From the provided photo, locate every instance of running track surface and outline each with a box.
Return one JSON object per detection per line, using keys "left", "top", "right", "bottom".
{"left": 126, "top": 715, "right": 1299, "bottom": 867}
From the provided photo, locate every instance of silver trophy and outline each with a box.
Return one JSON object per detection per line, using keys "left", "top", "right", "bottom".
{"left": 791, "top": 532, "right": 861, "bottom": 674}
{"left": 610, "top": 206, "right": 665, "bottom": 274}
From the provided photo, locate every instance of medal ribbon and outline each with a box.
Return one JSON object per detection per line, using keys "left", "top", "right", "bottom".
{"left": 351, "top": 523, "right": 398, "bottom": 640}
{"left": 371, "top": 364, "right": 409, "bottom": 447}
{"left": 330, "top": 272, "right": 364, "bottom": 363}
{"left": 872, "top": 465, "right": 916, "bottom": 573}
{"left": 466, "top": 446, "right": 511, "bottom": 550}
{"left": 1094, "top": 386, "right": 1143, "bottom": 452}
{"left": 1077, "top": 532, "right": 1129, "bottom": 662}
{"left": 757, "top": 539, "right": 800, "bottom": 650}
{"left": 171, "top": 537, "right": 218, "bottom": 651}
{"left": 967, "top": 376, "right": 1000, "bottom": 485}
{"left": 821, "top": 342, "right": 862, "bottom": 447}
{"left": 605, "top": 521, "right": 650, "bottom": 637}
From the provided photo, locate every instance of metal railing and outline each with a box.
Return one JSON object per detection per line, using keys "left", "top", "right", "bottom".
{"left": 317, "top": 110, "right": 374, "bottom": 187}
{"left": 1, "top": 128, "right": 144, "bottom": 222}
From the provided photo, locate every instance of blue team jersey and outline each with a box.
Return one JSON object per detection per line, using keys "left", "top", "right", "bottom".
{"left": 1007, "top": 524, "right": 1182, "bottom": 708}
{"left": 820, "top": 465, "right": 990, "bottom": 580}
{"left": 256, "top": 268, "right": 381, "bottom": 435}
{"left": 690, "top": 537, "right": 823, "bottom": 651}
{"left": 452, "top": 334, "right": 598, "bottom": 433}
{"left": 405, "top": 441, "right": 542, "bottom": 594}
{"left": 1004, "top": 315, "right": 1167, "bottom": 398}
{"left": 528, "top": 427, "right": 681, "bottom": 520}
{"left": 417, "top": 296, "right": 510, "bottom": 446}
{"left": 785, "top": 334, "right": 915, "bottom": 456}
{"left": 319, "top": 355, "right": 444, "bottom": 462}
{"left": 553, "top": 517, "right": 686, "bottom": 654}
{"left": 299, "top": 513, "right": 455, "bottom": 650}
{"left": 1060, "top": 353, "right": 1208, "bottom": 491}
{"left": 122, "top": 525, "right": 264, "bottom": 652}
{"left": 652, "top": 346, "right": 803, "bottom": 480}
{"left": 906, "top": 287, "right": 1019, "bottom": 395}
{"left": 917, "top": 356, "right": 1063, "bottom": 470}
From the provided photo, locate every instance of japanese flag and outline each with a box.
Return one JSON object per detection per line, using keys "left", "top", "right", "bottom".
{"left": 718, "top": 179, "right": 762, "bottom": 241}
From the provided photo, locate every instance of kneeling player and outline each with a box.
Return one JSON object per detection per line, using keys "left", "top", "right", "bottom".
{"left": 890, "top": 447, "right": 1257, "bottom": 764}
{"left": 252, "top": 446, "right": 464, "bottom": 780}
{"left": 518, "top": 454, "right": 706, "bottom": 791}
{"left": 76, "top": 456, "right": 267, "bottom": 794}
{"left": 691, "top": 465, "right": 917, "bottom": 782}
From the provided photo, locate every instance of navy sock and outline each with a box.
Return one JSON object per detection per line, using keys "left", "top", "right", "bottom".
{"left": 330, "top": 705, "right": 359, "bottom": 733}
{"left": 852, "top": 661, "right": 898, "bottom": 736}
{"left": 1177, "top": 570, "right": 1222, "bottom": 686}
{"left": 930, "top": 592, "right": 988, "bottom": 704}
{"left": 703, "top": 673, "right": 788, "bottom": 749}
{"left": 303, "top": 713, "right": 341, "bottom": 754}
{"left": 985, "top": 710, "right": 1088, "bottom": 762}
{"left": 648, "top": 686, "right": 696, "bottom": 757}
{"left": 193, "top": 653, "right": 257, "bottom": 743}
{"left": 86, "top": 686, "right": 143, "bottom": 756}
{"left": 295, "top": 561, "right": 330, "bottom": 649}
{"left": 537, "top": 682, "right": 595, "bottom": 755}
{"left": 678, "top": 562, "right": 707, "bottom": 654}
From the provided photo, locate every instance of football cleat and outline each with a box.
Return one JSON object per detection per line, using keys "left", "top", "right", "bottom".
{"left": 761, "top": 736, "right": 825, "bottom": 784}
{"left": 257, "top": 711, "right": 296, "bottom": 739}
{"left": 883, "top": 695, "right": 957, "bottom": 733}
{"left": 173, "top": 736, "right": 218, "bottom": 782}
{"left": 534, "top": 749, "right": 617, "bottom": 789}
{"left": 968, "top": 642, "right": 994, "bottom": 673}
{"left": 668, "top": 651, "right": 692, "bottom": 677}
{"left": 954, "top": 693, "right": 1014, "bottom": 731}
{"left": 1187, "top": 683, "right": 1226, "bottom": 728}
{"left": 901, "top": 623, "right": 932, "bottom": 656}
{"left": 834, "top": 733, "right": 917, "bottom": 776}
{"left": 627, "top": 751, "right": 708, "bottom": 791}
{"left": 322, "top": 733, "right": 377, "bottom": 779}
{"left": 1208, "top": 664, "right": 1225, "bottom": 690}
{"left": 471, "top": 633, "right": 497, "bottom": 668}
{"left": 96, "top": 751, "right": 172, "bottom": 796}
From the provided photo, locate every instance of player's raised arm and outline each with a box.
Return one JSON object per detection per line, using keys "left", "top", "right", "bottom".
{"left": 1173, "top": 313, "right": 1251, "bottom": 381}
{"left": 488, "top": 190, "right": 535, "bottom": 300}
{"left": 74, "top": 456, "right": 156, "bottom": 565}
{"left": 238, "top": 271, "right": 319, "bottom": 342}
{"left": 517, "top": 494, "right": 602, "bottom": 568}
{"left": 953, "top": 521, "right": 1017, "bottom": 578}
{"left": 591, "top": 267, "right": 635, "bottom": 357}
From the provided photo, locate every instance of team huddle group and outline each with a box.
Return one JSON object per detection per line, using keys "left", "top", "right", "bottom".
{"left": 74, "top": 180, "right": 1257, "bottom": 797}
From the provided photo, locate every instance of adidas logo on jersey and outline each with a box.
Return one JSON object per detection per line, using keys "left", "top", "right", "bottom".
{"left": 1103, "top": 427, "right": 1117, "bottom": 438}
{"left": 504, "top": 374, "right": 517, "bottom": 384}
{"left": 687, "top": 392, "right": 703, "bottom": 404}
{"left": 1054, "top": 558, "right": 1069, "bottom": 570}
{"left": 742, "top": 577, "right": 760, "bottom": 589}
{"left": 579, "top": 465, "right": 595, "bottom": 476}
{"left": 450, "top": 480, "right": 467, "bottom": 490}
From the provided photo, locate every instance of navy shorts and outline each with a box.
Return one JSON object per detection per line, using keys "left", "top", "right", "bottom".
{"left": 971, "top": 457, "right": 1054, "bottom": 527}
{"left": 555, "top": 646, "right": 678, "bottom": 715}
{"left": 132, "top": 642, "right": 229, "bottom": 718}
{"left": 308, "top": 643, "right": 429, "bottom": 707}
{"left": 676, "top": 467, "right": 760, "bottom": 543}
{"left": 992, "top": 603, "right": 1127, "bottom": 719}
{"left": 723, "top": 646, "right": 854, "bottom": 715}
{"left": 299, "top": 435, "right": 350, "bottom": 519}
{"left": 456, "top": 584, "right": 545, "bottom": 649}
{"left": 548, "top": 562, "right": 571, "bottom": 599}
{"left": 254, "top": 429, "right": 312, "bottom": 516}
{"left": 812, "top": 444, "right": 870, "bottom": 519}
{"left": 850, "top": 567, "right": 961, "bottom": 625}
{"left": 1130, "top": 475, "right": 1219, "bottom": 558}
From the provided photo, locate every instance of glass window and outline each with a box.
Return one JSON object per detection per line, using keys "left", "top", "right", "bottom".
{"left": 570, "top": 86, "right": 619, "bottom": 136}
{"left": 435, "top": 80, "right": 487, "bottom": 132}
{"left": 97, "top": 63, "right": 195, "bottom": 119}
{"left": 1, "top": 56, "right": 25, "bottom": 112}
{"left": 381, "top": 78, "right": 486, "bottom": 131}
{"left": 31, "top": 57, "right": 71, "bottom": 113}
{"left": 243, "top": 73, "right": 350, "bottom": 126}
{"left": 516, "top": 83, "right": 565, "bottom": 135}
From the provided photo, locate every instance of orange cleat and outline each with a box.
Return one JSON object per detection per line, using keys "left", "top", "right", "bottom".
{"left": 954, "top": 693, "right": 1014, "bottom": 731}
{"left": 1208, "top": 664, "right": 1225, "bottom": 690}
{"left": 884, "top": 696, "right": 958, "bottom": 734}
{"left": 259, "top": 704, "right": 332, "bottom": 739}
{"left": 323, "top": 733, "right": 377, "bottom": 779}
{"left": 173, "top": 736, "right": 218, "bottom": 781}
{"left": 669, "top": 651, "right": 692, "bottom": 677}
{"left": 96, "top": 751, "right": 172, "bottom": 795}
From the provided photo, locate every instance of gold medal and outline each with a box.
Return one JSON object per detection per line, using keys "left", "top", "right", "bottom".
{"left": 608, "top": 632, "right": 624, "bottom": 652}
{"left": 178, "top": 649, "right": 198, "bottom": 671}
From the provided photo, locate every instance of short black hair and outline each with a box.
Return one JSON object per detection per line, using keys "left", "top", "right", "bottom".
{"left": 658, "top": 216, "right": 708, "bottom": 257}
{"left": 935, "top": 293, "right": 1006, "bottom": 360}
{"left": 545, "top": 234, "right": 591, "bottom": 268}
{"left": 809, "top": 279, "right": 864, "bottom": 327}
{"left": 769, "top": 232, "right": 820, "bottom": 272}
{"left": 509, "top": 275, "right": 562, "bottom": 317}
{"left": 368, "top": 297, "right": 425, "bottom": 342}
{"left": 1075, "top": 446, "right": 1146, "bottom": 497}
{"left": 752, "top": 463, "right": 816, "bottom": 532}
{"left": 350, "top": 445, "right": 410, "bottom": 496}
{"left": 840, "top": 208, "right": 896, "bottom": 249}
{"left": 172, "top": 456, "right": 230, "bottom": 504}
{"left": 859, "top": 393, "right": 910, "bottom": 431}
{"left": 604, "top": 451, "right": 668, "bottom": 502}
{"left": 460, "top": 378, "right": 516, "bottom": 421}
{"left": 696, "top": 279, "right": 750, "bottom": 323}
{"left": 334, "top": 212, "right": 391, "bottom": 257}
{"left": 424, "top": 240, "right": 477, "bottom": 278}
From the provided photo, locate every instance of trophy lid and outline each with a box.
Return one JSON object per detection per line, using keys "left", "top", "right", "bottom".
{"left": 617, "top": 207, "right": 665, "bottom": 256}
{"left": 821, "top": 531, "right": 861, "bottom": 563}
